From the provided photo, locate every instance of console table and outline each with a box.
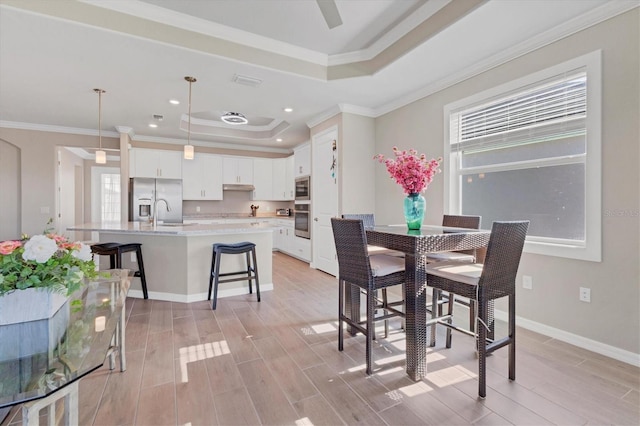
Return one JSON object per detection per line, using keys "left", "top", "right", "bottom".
{"left": 0, "top": 270, "right": 130, "bottom": 425}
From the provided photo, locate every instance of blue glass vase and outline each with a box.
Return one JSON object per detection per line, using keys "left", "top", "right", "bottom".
{"left": 404, "top": 193, "right": 426, "bottom": 230}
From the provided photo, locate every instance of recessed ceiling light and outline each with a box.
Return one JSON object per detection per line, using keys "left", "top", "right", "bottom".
{"left": 148, "top": 123, "right": 158, "bottom": 128}
{"left": 283, "top": 107, "right": 293, "bottom": 112}
{"left": 276, "top": 138, "right": 283, "bottom": 142}
{"left": 221, "top": 112, "right": 248, "bottom": 125}
{"left": 169, "top": 99, "right": 180, "bottom": 105}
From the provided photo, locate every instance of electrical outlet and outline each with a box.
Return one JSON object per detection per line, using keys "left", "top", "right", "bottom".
{"left": 196, "top": 206, "right": 201, "bottom": 212}
{"left": 522, "top": 275, "right": 533, "bottom": 290}
{"left": 130, "top": 253, "right": 136, "bottom": 263}
{"left": 579, "top": 287, "right": 591, "bottom": 303}
{"left": 40, "top": 206, "right": 50, "bottom": 214}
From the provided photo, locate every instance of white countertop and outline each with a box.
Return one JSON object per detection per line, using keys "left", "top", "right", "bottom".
{"left": 68, "top": 221, "right": 275, "bottom": 236}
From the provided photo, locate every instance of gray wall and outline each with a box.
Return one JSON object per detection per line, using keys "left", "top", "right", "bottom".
{"left": 374, "top": 9, "right": 640, "bottom": 357}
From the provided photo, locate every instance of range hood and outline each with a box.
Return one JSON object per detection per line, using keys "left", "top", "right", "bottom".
{"left": 222, "top": 184, "right": 255, "bottom": 191}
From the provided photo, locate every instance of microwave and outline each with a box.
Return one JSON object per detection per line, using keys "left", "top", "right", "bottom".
{"left": 295, "top": 176, "right": 310, "bottom": 201}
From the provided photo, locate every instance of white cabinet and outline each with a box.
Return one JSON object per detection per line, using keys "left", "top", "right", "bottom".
{"left": 223, "top": 157, "right": 253, "bottom": 184}
{"left": 129, "top": 148, "right": 182, "bottom": 179}
{"left": 252, "top": 158, "right": 273, "bottom": 200}
{"left": 272, "top": 219, "right": 310, "bottom": 262}
{"left": 285, "top": 155, "right": 295, "bottom": 199}
{"left": 273, "top": 219, "right": 294, "bottom": 253}
{"left": 182, "top": 154, "right": 223, "bottom": 200}
{"left": 272, "top": 156, "right": 294, "bottom": 200}
{"left": 294, "top": 144, "right": 311, "bottom": 177}
{"left": 290, "top": 236, "right": 311, "bottom": 262}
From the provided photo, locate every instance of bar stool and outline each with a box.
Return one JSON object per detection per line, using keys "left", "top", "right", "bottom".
{"left": 91, "top": 242, "right": 149, "bottom": 299}
{"left": 208, "top": 242, "right": 260, "bottom": 310}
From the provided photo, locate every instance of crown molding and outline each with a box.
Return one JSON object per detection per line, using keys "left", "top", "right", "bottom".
{"left": 339, "top": 104, "right": 377, "bottom": 117}
{"left": 81, "top": 0, "right": 328, "bottom": 66}
{"left": 328, "top": 0, "right": 453, "bottom": 66}
{"left": 0, "top": 121, "right": 119, "bottom": 138}
{"left": 115, "top": 126, "right": 134, "bottom": 136}
{"left": 306, "top": 105, "right": 342, "bottom": 129}
{"left": 181, "top": 115, "right": 286, "bottom": 132}
{"left": 373, "top": 0, "right": 640, "bottom": 117}
{"left": 132, "top": 134, "right": 292, "bottom": 154}
{"left": 0, "top": 120, "right": 290, "bottom": 154}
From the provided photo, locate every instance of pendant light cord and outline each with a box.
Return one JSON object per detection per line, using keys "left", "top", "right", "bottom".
{"left": 184, "top": 76, "right": 196, "bottom": 146}
{"left": 94, "top": 88, "right": 105, "bottom": 150}
{"left": 188, "top": 79, "right": 192, "bottom": 144}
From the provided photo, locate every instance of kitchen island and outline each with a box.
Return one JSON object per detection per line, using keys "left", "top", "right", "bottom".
{"left": 67, "top": 222, "right": 273, "bottom": 302}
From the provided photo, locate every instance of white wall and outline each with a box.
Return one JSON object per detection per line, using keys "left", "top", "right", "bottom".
{"left": 341, "top": 113, "right": 376, "bottom": 215}
{"left": 374, "top": 9, "right": 640, "bottom": 359}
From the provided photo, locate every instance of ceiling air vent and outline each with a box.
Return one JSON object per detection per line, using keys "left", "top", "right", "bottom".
{"left": 232, "top": 74, "right": 262, "bottom": 88}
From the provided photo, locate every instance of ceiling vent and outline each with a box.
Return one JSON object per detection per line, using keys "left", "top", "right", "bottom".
{"left": 232, "top": 74, "right": 262, "bottom": 88}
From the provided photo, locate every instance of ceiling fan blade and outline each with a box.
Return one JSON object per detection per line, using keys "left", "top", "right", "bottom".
{"left": 316, "top": 0, "right": 343, "bottom": 29}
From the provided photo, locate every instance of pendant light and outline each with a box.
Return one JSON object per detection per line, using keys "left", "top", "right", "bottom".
{"left": 94, "top": 88, "right": 107, "bottom": 164}
{"left": 184, "top": 76, "right": 197, "bottom": 160}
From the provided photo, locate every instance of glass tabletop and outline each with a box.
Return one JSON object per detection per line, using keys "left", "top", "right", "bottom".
{"left": 0, "top": 270, "right": 130, "bottom": 408}
{"left": 370, "top": 224, "right": 488, "bottom": 235}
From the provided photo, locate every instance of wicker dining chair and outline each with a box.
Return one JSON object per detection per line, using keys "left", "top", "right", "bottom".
{"left": 331, "top": 218, "right": 406, "bottom": 375}
{"left": 341, "top": 213, "right": 403, "bottom": 256}
{"left": 426, "top": 214, "right": 482, "bottom": 332}
{"left": 426, "top": 220, "right": 529, "bottom": 398}
{"left": 342, "top": 214, "right": 405, "bottom": 337}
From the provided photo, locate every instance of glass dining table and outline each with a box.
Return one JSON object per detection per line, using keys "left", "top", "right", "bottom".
{"left": 356, "top": 225, "right": 491, "bottom": 381}
{"left": 0, "top": 270, "right": 130, "bottom": 425}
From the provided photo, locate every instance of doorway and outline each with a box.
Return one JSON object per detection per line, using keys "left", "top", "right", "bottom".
{"left": 311, "top": 126, "right": 338, "bottom": 276}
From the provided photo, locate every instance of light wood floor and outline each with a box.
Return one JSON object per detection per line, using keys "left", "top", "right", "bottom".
{"left": 3, "top": 252, "right": 639, "bottom": 425}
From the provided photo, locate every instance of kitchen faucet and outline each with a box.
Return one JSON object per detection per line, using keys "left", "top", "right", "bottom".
{"left": 152, "top": 198, "right": 171, "bottom": 228}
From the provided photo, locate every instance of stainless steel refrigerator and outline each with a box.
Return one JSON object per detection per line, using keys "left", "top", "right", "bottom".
{"left": 129, "top": 178, "right": 183, "bottom": 223}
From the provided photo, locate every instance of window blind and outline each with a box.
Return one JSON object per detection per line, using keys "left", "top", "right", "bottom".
{"left": 454, "top": 72, "right": 586, "bottom": 147}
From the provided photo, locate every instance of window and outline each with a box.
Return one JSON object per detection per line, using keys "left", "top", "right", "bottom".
{"left": 444, "top": 51, "right": 601, "bottom": 261}
{"left": 101, "top": 173, "right": 121, "bottom": 222}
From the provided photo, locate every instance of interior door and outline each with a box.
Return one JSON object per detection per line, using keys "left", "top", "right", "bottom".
{"left": 311, "top": 127, "right": 338, "bottom": 276}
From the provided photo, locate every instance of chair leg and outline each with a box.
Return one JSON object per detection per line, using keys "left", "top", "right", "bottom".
{"left": 212, "top": 251, "right": 222, "bottom": 310}
{"left": 251, "top": 247, "right": 260, "bottom": 302}
{"left": 347, "top": 283, "right": 360, "bottom": 337}
{"left": 445, "top": 291, "right": 454, "bottom": 349}
{"left": 382, "top": 289, "right": 389, "bottom": 338}
{"left": 429, "top": 289, "right": 440, "bottom": 347}
{"left": 508, "top": 294, "right": 516, "bottom": 381}
{"left": 469, "top": 299, "right": 476, "bottom": 333}
{"left": 478, "top": 298, "right": 488, "bottom": 398}
{"left": 366, "top": 287, "right": 375, "bottom": 375}
{"left": 135, "top": 247, "right": 148, "bottom": 299}
{"left": 245, "top": 251, "right": 253, "bottom": 294}
{"left": 338, "top": 279, "right": 344, "bottom": 352}
{"left": 208, "top": 249, "right": 216, "bottom": 300}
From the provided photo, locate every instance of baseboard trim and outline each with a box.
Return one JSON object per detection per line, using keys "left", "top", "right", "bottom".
{"left": 493, "top": 309, "right": 640, "bottom": 368}
{"left": 127, "top": 282, "right": 273, "bottom": 304}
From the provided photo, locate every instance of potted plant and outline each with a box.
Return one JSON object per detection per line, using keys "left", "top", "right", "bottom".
{"left": 0, "top": 222, "right": 98, "bottom": 325}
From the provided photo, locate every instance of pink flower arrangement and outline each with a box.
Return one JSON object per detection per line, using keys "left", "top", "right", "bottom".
{"left": 0, "top": 231, "right": 97, "bottom": 296}
{"left": 375, "top": 147, "right": 442, "bottom": 195}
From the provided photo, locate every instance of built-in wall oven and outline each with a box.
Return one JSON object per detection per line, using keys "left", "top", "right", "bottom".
{"left": 294, "top": 203, "right": 310, "bottom": 239}
{"left": 295, "top": 176, "right": 310, "bottom": 201}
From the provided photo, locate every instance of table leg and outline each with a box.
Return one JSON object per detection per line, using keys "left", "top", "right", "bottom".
{"left": 21, "top": 381, "right": 79, "bottom": 426}
{"left": 404, "top": 254, "right": 428, "bottom": 381}
{"left": 119, "top": 298, "right": 127, "bottom": 371}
